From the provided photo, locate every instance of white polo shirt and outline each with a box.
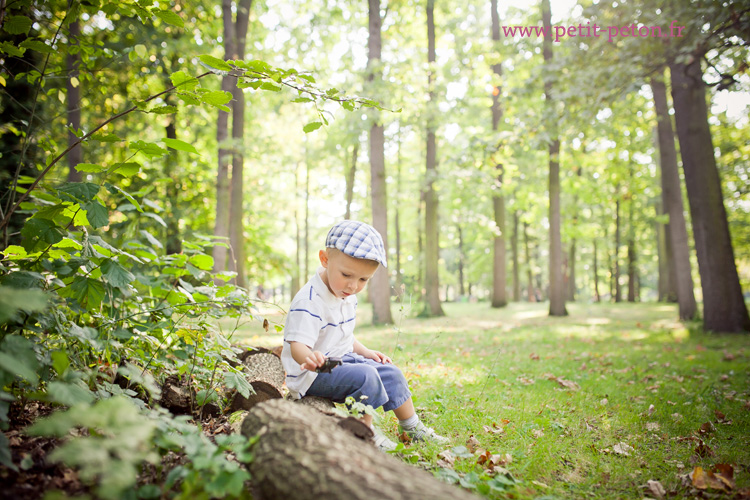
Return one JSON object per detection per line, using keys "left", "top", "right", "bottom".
{"left": 281, "top": 267, "right": 357, "bottom": 398}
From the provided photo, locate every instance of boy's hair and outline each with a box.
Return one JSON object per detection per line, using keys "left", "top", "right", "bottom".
{"left": 325, "top": 220, "right": 387, "bottom": 268}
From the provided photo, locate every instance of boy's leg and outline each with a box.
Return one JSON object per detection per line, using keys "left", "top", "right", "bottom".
{"left": 305, "top": 355, "right": 389, "bottom": 409}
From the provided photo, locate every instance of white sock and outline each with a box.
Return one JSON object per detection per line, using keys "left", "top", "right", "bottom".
{"left": 398, "top": 414, "right": 419, "bottom": 431}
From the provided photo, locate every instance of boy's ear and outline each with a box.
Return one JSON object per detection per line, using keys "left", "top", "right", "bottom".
{"left": 319, "top": 249, "right": 329, "bottom": 268}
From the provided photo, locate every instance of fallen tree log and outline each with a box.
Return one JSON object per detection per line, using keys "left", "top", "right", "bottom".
{"left": 229, "top": 349, "right": 285, "bottom": 411}
{"left": 241, "top": 399, "right": 479, "bottom": 500}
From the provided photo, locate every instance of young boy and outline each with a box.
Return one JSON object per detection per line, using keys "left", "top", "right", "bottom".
{"left": 280, "top": 220, "right": 448, "bottom": 451}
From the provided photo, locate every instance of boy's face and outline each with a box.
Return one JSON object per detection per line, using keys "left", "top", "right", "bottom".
{"left": 319, "top": 248, "right": 380, "bottom": 299}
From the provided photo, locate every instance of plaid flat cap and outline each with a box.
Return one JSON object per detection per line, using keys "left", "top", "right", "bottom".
{"left": 325, "top": 220, "right": 388, "bottom": 267}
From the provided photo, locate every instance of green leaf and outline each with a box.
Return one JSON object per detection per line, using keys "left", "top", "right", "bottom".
{"left": 21, "top": 218, "right": 64, "bottom": 251}
{"left": 188, "top": 254, "right": 213, "bottom": 271}
{"left": 303, "top": 122, "right": 323, "bottom": 133}
{"left": 0, "top": 41, "right": 26, "bottom": 57}
{"left": 170, "top": 71, "right": 199, "bottom": 91}
{"left": 51, "top": 350, "right": 70, "bottom": 376}
{"left": 105, "top": 183, "right": 143, "bottom": 212}
{"left": 19, "top": 39, "right": 54, "bottom": 54}
{"left": 291, "top": 97, "right": 313, "bottom": 103}
{"left": 200, "top": 90, "right": 232, "bottom": 107}
{"left": 223, "top": 371, "right": 253, "bottom": 399}
{"left": 101, "top": 260, "right": 135, "bottom": 289}
{"left": 112, "top": 162, "right": 141, "bottom": 177}
{"left": 74, "top": 163, "right": 107, "bottom": 173}
{"left": 259, "top": 81, "right": 282, "bottom": 92}
{"left": 0, "top": 286, "right": 48, "bottom": 323}
{"left": 92, "top": 133, "right": 123, "bottom": 143}
{"left": 63, "top": 277, "right": 106, "bottom": 309}
{"left": 0, "top": 352, "right": 38, "bottom": 384}
{"left": 154, "top": 9, "right": 184, "bottom": 27}
{"left": 3, "top": 15, "right": 32, "bottom": 35}
{"left": 139, "top": 230, "right": 163, "bottom": 249}
{"left": 46, "top": 381, "right": 95, "bottom": 406}
{"left": 134, "top": 44, "right": 147, "bottom": 58}
{"left": 163, "top": 138, "right": 199, "bottom": 154}
{"left": 130, "top": 140, "right": 167, "bottom": 159}
{"left": 148, "top": 105, "right": 178, "bottom": 115}
{"left": 82, "top": 201, "right": 109, "bottom": 229}
{"left": 57, "top": 182, "right": 100, "bottom": 202}
{"left": 0, "top": 432, "right": 17, "bottom": 472}
{"left": 199, "top": 54, "right": 232, "bottom": 72}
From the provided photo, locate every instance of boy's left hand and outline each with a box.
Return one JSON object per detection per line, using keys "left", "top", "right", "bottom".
{"left": 364, "top": 349, "right": 392, "bottom": 364}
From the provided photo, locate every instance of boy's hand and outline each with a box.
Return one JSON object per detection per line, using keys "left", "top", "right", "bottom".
{"left": 364, "top": 349, "right": 392, "bottom": 364}
{"left": 300, "top": 350, "right": 326, "bottom": 372}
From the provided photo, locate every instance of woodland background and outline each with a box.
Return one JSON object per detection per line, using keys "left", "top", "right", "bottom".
{"left": 0, "top": 0, "right": 749, "bottom": 498}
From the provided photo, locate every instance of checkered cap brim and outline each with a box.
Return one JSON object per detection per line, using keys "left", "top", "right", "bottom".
{"left": 325, "top": 220, "right": 387, "bottom": 267}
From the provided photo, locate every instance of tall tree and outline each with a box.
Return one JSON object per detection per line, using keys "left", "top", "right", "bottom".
{"left": 490, "top": 0, "right": 506, "bottom": 308}
{"left": 345, "top": 144, "right": 358, "bottom": 220}
{"left": 650, "top": 69, "right": 697, "bottom": 320}
{"left": 367, "top": 0, "right": 393, "bottom": 324}
{"left": 670, "top": 55, "right": 750, "bottom": 332}
{"left": 213, "top": 0, "right": 252, "bottom": 288}
{"left": 542, "top": 0, "right": 566, "bottom": 316}
{"left": 423, "top": 0, "right": 444, "bottom": 316}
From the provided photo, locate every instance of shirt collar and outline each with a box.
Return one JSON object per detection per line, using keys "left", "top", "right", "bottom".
{"left": 312, "top": 267, "right": 356, "bottom": 308}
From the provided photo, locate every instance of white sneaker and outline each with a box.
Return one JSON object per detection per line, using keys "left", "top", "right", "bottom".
{"left": 372, "top": 427, "right": 398, "bottom": 452}
{"left": 403, "top": 421, "right": 449, "bottom": 445}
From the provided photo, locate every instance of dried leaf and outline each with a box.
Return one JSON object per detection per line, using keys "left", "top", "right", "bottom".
{"left": 437, "top": 450, "right": 455, "bottom": 467}
{"left": 532, "top": 429, "right": 544, "bottom": 439}
{"left": 466, "top": 435, "right": 480, "bottom": 453}
{"left": 398, "top": 431, "right": 412, "bottom": 444}
{"left": 483, "top": 424, "right": 504, "bottom": 435}
{"left": 262, "top": 318, "right": 269, "bottom": 332}
{"left": 517, "top": 376, "right": 535, "bottom": 385}
{"left": 530, "top": 352, "right": 540, "bottom": 360}
{"left": 698, "top": 422, "right": 715, "bottom": 435}
{"left": 722, "top": 351, "right": 736, "bottom": 361}
{"left": 690, "top": 465, "right": 734, "bottom": 492}
{"left": 549, "top": 376, "right": 580, "bottom": 390}
{"left": 613, "top": 442, "right": 634, "bottom": 456}
{"left": 648, "top": 404, "right": 656, "bottom": 416}
{"left": 646, "top": 479, "right": 666, "bottom": 499}
{"left": 646, "top": 422, "right": 661, "bottom": 432}
{"left": 714, "top": 410, "right": 729, "bottom": 423}
{"left": 476, "top": 449, "right": 491, "bottom": 465}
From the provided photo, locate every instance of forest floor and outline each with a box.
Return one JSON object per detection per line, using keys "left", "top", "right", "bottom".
{"left": 233, "top": 300, "right": 750, "bottom": 500}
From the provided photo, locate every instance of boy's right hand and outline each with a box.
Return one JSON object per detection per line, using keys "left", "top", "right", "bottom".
{"left": 300, "top": 350, "right": 326, "bottom": 372}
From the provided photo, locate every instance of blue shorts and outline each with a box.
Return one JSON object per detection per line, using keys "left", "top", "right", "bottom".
{"left": 305, "top": 353, "right": 412, "bottom": 412}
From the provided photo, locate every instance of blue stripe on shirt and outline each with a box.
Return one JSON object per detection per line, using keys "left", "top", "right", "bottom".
{"left": 289, "top": 308, "right": 323, "bottom": 321}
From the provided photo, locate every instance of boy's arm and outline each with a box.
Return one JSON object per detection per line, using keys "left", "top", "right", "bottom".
{"left": 353, "top": 340, "right": 392, "bottom": 364}
{"left": 289, "top": 341, "right": 326, "bottom": 371}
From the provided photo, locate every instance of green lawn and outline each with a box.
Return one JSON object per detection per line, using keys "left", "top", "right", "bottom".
{"left": 231, "top": 301, "right": 750, "bottom": 499}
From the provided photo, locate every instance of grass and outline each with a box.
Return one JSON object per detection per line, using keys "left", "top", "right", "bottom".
{"left": 229, "top": 300, "right": 750, "bottom": 499}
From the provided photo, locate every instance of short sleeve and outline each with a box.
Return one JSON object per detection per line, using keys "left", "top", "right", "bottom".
{"left": 284, "top": 300, "right": 324, "bottom": 347}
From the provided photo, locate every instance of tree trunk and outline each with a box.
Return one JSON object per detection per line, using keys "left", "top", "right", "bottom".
{"left": 367, "top": 0, "right": 393, "bottom": 324}
{"left": 240, "top": 399, "right": 481, "bottom": 500}
{"left": 292, "top": 164, "right": 301, "bottom": 298}
{"left": 394, "top": 124, "right": 403, "bottom": 291}
{"left": 656, "top": 197, "right": 672, "bottom": 302}
{"left": 164, "top": 113, "right": 182, "bottom": 255}
{"left": 213, "top": 0, "right": 236, "bottom": 275}
{"left": 457, "top": 224, "right": 465, "bottom": 297}
{"left": 304, "top": 150, "right": 310, "bottom": 281}
{"left": 523, "top": 221, "right": 534, "bottom": 301}
{"left": 423, "top": 0, "right": 444, "bottom": 317}
{"left": 511, "top": 210, "right": 520, "bottom": 301}
{"left": 593, "top": 238, "right": 601, "bottom": 302}
{"left": 627, "top": 197, "right": 636, "bottom": 302}
{"left": 670, "top": 55, "right": 749, "bottom": 332}
{"left": 66, "top": 18, "right": 82, "bottom": 183}
{"left": 614, "top": 199, "right": 622, "bottom": 302}
{"left": 542, "top": 0, "right": 566, "bottom": 316}
{"left": 567, "top": 240, "right": 576, "bottom": 301}
{"left": 345, "top": 144, "right": 358, "bottom": 220}
{"left": 227, "top": 0, "right": 253, "bottom": 288}
{"left": 651, "top": 69, "right": 697, "bottom": 319}
{"left": 490, "top": 0, "right": 507, "bottom": 309}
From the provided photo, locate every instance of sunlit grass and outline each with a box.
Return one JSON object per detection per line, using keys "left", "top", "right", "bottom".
{"left": 230, "top": 300, "right": 750, "bottom": 499}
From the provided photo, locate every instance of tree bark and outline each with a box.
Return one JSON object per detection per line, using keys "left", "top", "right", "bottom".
{"left": 567, "top": 240, "right": 576, "bottom": 302}
{"left": 511, "top": 210, "right": 520, "bottom": 301}
{"left": 423, "top": 0, "right": 444, "bottom": 317}
{"left": 345, "top": 144, "right": 358, "bottom": 220}
{"left": 523, "top": 221, "right": 534, "bottom": 301}
{"left": 593, "top": 238, "right": 601, "bottom": 302}
{"left": 66, "top": 18, "right": 82, "bottom": 183}
{"left": 614, "top": 198, "right": 621, "bottom": 302}
{"left": 367, "top": 0, "right": 393, "bottom": 324}
{"left": 627, "top": 196, "right": 636, "bottom": 302}
{"left": 164, "top": 111, "right": 182, "bottom": 255}
{"left": 227, "top": 0, "right": 253, "bottom": 289}
{"left": 670, "top": 55, "right": 749, "bottom": 332}
{"left": 490, "top": 0, "right": 507, "bottom": 309}
{"left": 394, "top": 124, "right": 403, "bottom": 291}
{"left": 457, "top": 224, "right": 465, "bottom": 297}
{"left": 240, "top": 399, "right": 480, "bottom": 500}
{"left": 651, "top": 69, "right": 697, "bottom": 319}
{"left": 213, "top": 0, "right": 236, "bottom": 275}
{"left": 655, "top": 197, "right": 672, "bottom": 302}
